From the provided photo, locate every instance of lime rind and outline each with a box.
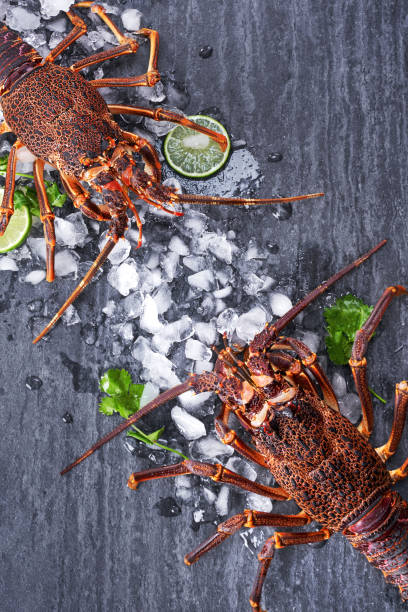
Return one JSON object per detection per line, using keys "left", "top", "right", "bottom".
{"left": 163, "top": 115, "right": 231, "bottom": 178}
{"left": 0, "top": 204, "right": 32, "bottom": 253}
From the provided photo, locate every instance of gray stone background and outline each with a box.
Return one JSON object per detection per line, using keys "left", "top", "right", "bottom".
{"left": 1, "top": 1, "right": 408, "bottom": 611}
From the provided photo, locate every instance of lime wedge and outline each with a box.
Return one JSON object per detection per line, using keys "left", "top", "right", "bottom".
{"left": 0, "top": 202, "right": 32, "bottom": 253}
{"left": 164, "top": 115, "right": 231, "bottom": 178}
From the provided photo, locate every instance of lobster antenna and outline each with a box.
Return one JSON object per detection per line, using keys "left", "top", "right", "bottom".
{"left": 273, "top": 239, "right": 388, "bottom": 335}
{"left": 61, "top": 379, "right": 193, "bottom": 475}
{"left": 175, "top": 192, "right": 324, "bottom": 207}
{"left": 33, "top": 238, "right": 117, "bottom": 344}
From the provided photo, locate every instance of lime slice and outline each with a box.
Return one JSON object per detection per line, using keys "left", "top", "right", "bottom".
{"left": 0, "top": 203, "right": 32, "bottom": 253}
{"left": 164, "top": 115, "right": 231, "bottom": 178}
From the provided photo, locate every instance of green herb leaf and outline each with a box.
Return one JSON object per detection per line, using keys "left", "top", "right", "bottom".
{"left": 45, "top": 181, "right": 66, "bottom": 208}
{"left": 99, "top": 368, "right": 132, "bottom": 396}
{"left": 98, "top": 368, "right": 189, "bottom": 460}
{"left": 324, "top": 295, "right": 373, "bottom": 365}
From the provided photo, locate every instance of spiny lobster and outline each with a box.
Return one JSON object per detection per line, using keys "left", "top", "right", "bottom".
{"left": 61, "top": 239, "right": 408, "bottom": 611}
{"left": 0, "top": 2, "right": 323, "bottom": 343}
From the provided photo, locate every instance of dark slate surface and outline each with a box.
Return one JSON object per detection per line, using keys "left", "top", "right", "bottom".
{"left": 1, "top": 1, "right": 408, "bottom": 611}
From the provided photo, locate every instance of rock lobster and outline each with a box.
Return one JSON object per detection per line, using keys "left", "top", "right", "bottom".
{"left": 61, "top": 239, "right": 408, "bottom": 611}
{"left": 0, "top": 2, "right": 323, "bottom": 343}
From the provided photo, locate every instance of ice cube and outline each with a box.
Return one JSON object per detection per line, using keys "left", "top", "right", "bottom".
{"left": 139, "top": 381, "right": 160, "bottom": 408}
{"left": 132, "top": 338, "right": 180, "bottom": 389}
{"left": 246, "top": 492, "right": 272, "bottom": 513}
{"left": 182, "top": 210, "right": 207, "bottom": 236}
{"left": 0, "top": 257, "right": 18, "bottom": 272}
{"left": 185, "top": 338, "right": 212, "bottom": 361}
{"left": 193, "top": 508, "right": 205, "bottom": 521}
{"left": 107, "top": 238, "right": 131, "bottom": 265}
{"left": 102, "top": 300, "right": 116, "bottom": 317}
{"left": 171, "top": 406, "right": 206, "bottom": 440}
{"left": 24, "top": 270, "right": 45, "bottom": 285}
{"left": 179, "top": 389, "right": 213, "bottom": 412}
{"left": 183, "top": 255, "right": 206, "bottom": 272}
{"left": 139, "top": 265, "right": 162, "bottom": 294}
{"left": 168, "top": 235, "right": 189, "bottom": 256}
{"left": 16, "top": 146, "right": 36, "bottom": 174}
{"left": 139, "top": 81, "right": 166, "bottom": 104}
{"left": 299, "top": 331, "right": 321, "bottom": 354}
{"left": 122, "top": 291, "right": 143, "bottom": 320}
{"left": 152, "top": 315, "right": 194, "bottom": 354}
{"left": 192, "top": 435, "right": 234, "bottom": 459}
{"left": 216, "top": 308, "right": 239, "bottom": 336}
{"left": 331, "top": 372, "right": 347, "bottom": 399}
{"left": 55, "top": 213, "right": 89, "bottom": 248}
{"left": 161, "top": 250, "right": 179, "bottom": 282}
{"left": 140, "top": 294, "right": 163, "bottom": 334}
{"left": 175, "top": 486, "right": 192, "bottom": 504}
{"left": 46, "top": 16, "right": 67, "bottom": 32}
{"left": 188, "top": 269, "right": 215, "bottom": 292}
{"left": 339, "top": 393, "right": 361, "bottom": 425}
{"left": 194, "top": 361, "right": 214, "bottom": 374}
{"left": 28, "top": 237, "right": 46, "bottom": 261}
{"left": 205, "top": 233, "right": 237, "bottom": 264}
{"left": 235, "top": 307, "right": 267, "bottom": 343}
{"left": 121, "top": 8, "right": 143, "bottom": 31}
{"left": 152, "top": 284, "right": 172, "bottom": 315}
{"left": 269, "top": 292, "right": 292, "bottom": 317}
{"left": 7, "top": 7, "right": 41, "bottom": 30}
{"left": 202, "top": 487, "right": 216, "bottom": 505}
{"left": 215, "top": 485, "right": 230, "bottom": 516}
{"left": 62, "top": 305, "right": 80, "bottom": 326}
{"left": 48, "top": 32, "right": 65, "bottom": 49}
{"left": 107, "top": 260, "right": 139, "bottom": 296}
{"left": 195, "top": 320, "right": 217, "bottom": 346}
{"left": 39, "top": 0, "right": 72, "bottom": 19}
{"left": 55, "top": 250, "right": 78, "bottom": 277}
{"left": 242, "top": 272, "right": 265, "bottom": 296}
{"left": 8, "top": 244, "right": 31, "bottom": 261}
{"left": 144, "top": 110, "right": 176, "bottom": 135}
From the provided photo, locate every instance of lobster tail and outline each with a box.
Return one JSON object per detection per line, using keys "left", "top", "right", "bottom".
{"left": 344, "top": 491, "right": 408, "bottom": 599}
{"left": 0, "top": 24, "right": 42, "bottom": 95}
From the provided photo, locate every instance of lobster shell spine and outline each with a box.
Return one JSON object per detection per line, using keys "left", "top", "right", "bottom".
{"left": 0, "top": 23, "right": 42, "bottom": 96}
{"left": 344, "top": 490, "right": 408, "bottom": 598}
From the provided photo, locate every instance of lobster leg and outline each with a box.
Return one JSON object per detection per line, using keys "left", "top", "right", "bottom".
{"left": 215, "top": 403, "right": 270, "bottom": 469}
{"left": 119, "top": 129, "right": 162, "bottom": 183}
{"left": 59, "top": 173, "right": 111, "bottom": 221}
{"left": 73, "top": 3, "right": 160, "bottom": 88}
{"left": 45, "top": 8, "right": 87, "bottom": 63}
{"left": 128, "top": 459, "right": 289, "bottom": 500}
{"left": 270, "top": 337, "right": 338, "bottom": 410}
{"left": 250, "top": 528, "right": 331, "bottom": 612}
{"left": 110, "top": 104, "right": 229, "bottom": 152}
{"left": 184, "top": 510, "right": 312, "bottom": 566}
{"left": 0, "top": 140, "right": 21, "bottom": 235}
{"left": 349, "top": 285, "right": 408, "bottom": 437}
{"left": 377, "top": 381, "right": 408, "bottom": 463}
{"left": 33, "top": 160, "right": 56, "bottom": 282}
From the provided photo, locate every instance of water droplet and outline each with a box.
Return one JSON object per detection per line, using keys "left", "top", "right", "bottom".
{"left": 267, "top": 243, "right": 279, "bottom": 254}
{"left": 62, "top": 412, "right": 73, "bottom": 424}
{"left": 199, "top": 45, "right": 213, "bottom": 59}
{"left": 25, "top": 375, "right": 43, "bottom": 391}
{"left": 267, "top": 152, "right": 283, "bottom": 163}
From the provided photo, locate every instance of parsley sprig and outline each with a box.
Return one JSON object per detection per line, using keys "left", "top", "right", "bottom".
{"left": 324, "top": 294, "right": 386, "bottom": 403}
{"left": 0, "top": 153, "right": 67, "bottom": 218}
{"left": 99, "top": 368, "right": 188, "bottom": 459}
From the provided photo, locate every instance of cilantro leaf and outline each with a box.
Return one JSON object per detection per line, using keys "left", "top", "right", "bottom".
{"left": 99, "top": 368, "right": 132, "bottom": 396}
{"left": 98, "top": 368, "right": 189, "bottom": 459}
{"left": 46, "top": 181, "right": 66, "bottom": 208}
{"left": 324, "top": 295, "right": 373, "bottom": 366}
